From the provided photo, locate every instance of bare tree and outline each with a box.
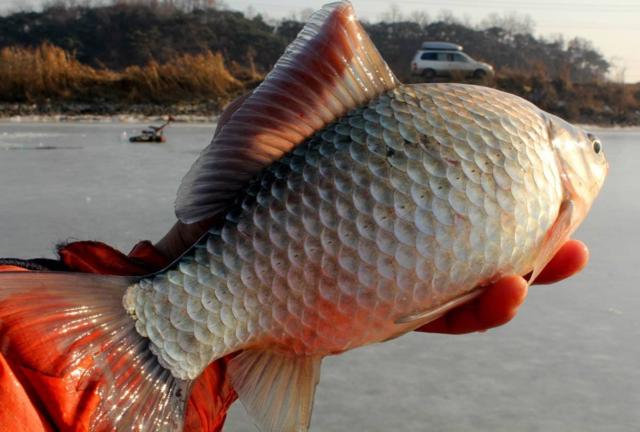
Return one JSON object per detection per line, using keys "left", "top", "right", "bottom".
{"left": 437, "top": 10, "right": 459, "bottom": 25}
{"left": 380, "top": 4, "right": 402, "bottom": 23}
{"left": 566, "top": 37, "right": 609, "bottom": 82}
{"left": 43, "top": 0, "right": 79, "bottom": 8}
{"left": 409, "top": 10, "right": 429, "bottom": 27}
{"left": 609, "top": 57, "right": 626, "bottom": 83}
{"left": 109, "top": 0, "right": 219, "bottom": 10}
{"left": 480, "top": 12, "right": 535, "bottom": 36}
{"left": 543, "top": 33, "right": 565, "bottom": 50}
{"left": 245, "top": 5, "right": 257, "bottom": 19}
{"left": 7, "top": 0, "right": 37, "bottom": 13}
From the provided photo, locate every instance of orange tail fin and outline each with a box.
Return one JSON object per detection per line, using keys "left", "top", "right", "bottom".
{"left": 0, "top": 272, "right": 192, "bottom": 431}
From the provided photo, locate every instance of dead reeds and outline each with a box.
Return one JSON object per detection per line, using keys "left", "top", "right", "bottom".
{"left": 0, "top": 43, "right": 243, "bottom": 104}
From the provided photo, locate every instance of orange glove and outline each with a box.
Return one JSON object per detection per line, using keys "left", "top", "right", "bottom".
{"left": 0, "top": 241, "right": 237, "bottom": 432}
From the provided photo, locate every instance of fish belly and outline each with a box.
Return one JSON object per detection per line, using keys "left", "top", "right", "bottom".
{"left": 127, "top": 83, "right": 563, "bottom": 380}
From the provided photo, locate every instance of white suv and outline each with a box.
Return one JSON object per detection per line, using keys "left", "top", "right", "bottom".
{"left": 411, "top": 42, "right": 494, "bottom": 79}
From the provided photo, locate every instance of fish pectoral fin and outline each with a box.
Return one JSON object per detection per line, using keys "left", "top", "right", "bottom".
{"left": 395, "top": 288, "right": 484, "bottom": 326}
{"left": 228, "top": 349, "right": 323, "bottom": 432}
{"left": 528, "top": 199, "right": 575, "bottom": 285}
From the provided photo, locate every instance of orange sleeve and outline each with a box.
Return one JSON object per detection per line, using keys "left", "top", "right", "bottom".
{"left": 0, "top": 353, "right": 53, "bottom": 432}
{"left": 0, "top": 265, "right": 54, "bottom": 432}
{"left": 0, "top": 241, "right": 237, "bottom": 432}
{"left": 0, "top": 265, "right": 29, "bottom": 272}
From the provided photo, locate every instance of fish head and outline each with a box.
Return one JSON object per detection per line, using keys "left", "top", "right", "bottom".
{"left": 545, "top": 113, "right": 608, "bottom": 222}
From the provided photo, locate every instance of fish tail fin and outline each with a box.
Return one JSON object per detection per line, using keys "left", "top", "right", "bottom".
{"left": 0, "top": 271, "right": 191, "bottom": 431}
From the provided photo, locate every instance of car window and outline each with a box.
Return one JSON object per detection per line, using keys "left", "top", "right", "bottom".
{"left": 452, "top": 53, "right": 469, "bottom": 62}
{"left": 437, "top": 53, "right": 449, "bottom": 61}
{"left": 420, "top": 52, "right": 438, "bottom": 61}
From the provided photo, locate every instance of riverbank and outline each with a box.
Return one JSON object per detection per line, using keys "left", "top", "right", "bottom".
{"left": 0, "top": 102, "right": 221, "bottom": 123}
{"left": 2, "top": 43, "right": 638, "bottom": 127}
{"left": 2, "top": 100, "right": 639, "bottom": 127}
{"left": 2, "top": 77, "right": 639, "bottom": 127}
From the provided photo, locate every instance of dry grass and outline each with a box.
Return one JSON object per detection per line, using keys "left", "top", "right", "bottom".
{"left": 1, "top": 43, "right": 638, "bottom": 124}
{"left": 0, "top": 43, "right": 244, "bottom": 104}
{"left": 0, "top": 43, "right": 113, "bottom": 101}
{"left": 122, "top": 51, "right": 242, "bottom": 102}
{"left": 495, "top": 70, "right": 640, "bottom": 124}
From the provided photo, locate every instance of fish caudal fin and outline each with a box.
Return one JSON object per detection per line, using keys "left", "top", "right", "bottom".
{"left": 0, "top": 272, "right": 191, "bottom": 431}
{"left": 176, "top": 0, "right": 398, "bottom": 224}
{"left": 229, "top": 350, "right": 323, "bottom": 432}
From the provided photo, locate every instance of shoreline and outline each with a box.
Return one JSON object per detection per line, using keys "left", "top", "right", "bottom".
{"left": 0, "top": 102, "right": 223, "bottom": 124}
{"left": 1, "top": 103, "right": 639, "bottom": 129}
{"left": 2, "top": 114, "right": 639, "bottom": 131}
{"left": 0, "top": 114, "right": 217, "bottom": 123}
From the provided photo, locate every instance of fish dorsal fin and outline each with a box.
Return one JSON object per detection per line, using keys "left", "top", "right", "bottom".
{"left": 176, "top": 0, "right": 398, "bottom": 223}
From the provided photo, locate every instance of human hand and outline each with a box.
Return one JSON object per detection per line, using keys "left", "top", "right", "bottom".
{"left": 417, "top": 239, "right": 589, "bottom": 334}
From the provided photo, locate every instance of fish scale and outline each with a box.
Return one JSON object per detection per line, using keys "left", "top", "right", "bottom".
{"left": 125, "top": 83, "right": 562, "bottom": 381}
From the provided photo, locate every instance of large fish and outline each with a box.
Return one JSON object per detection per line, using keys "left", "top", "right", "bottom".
{"left": 0, "top": 1, "right": 607, "bottom": 431}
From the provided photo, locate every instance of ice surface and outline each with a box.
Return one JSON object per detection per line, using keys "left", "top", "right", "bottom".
{"left": 0, "top": 122, "right": 637, "bottom": 431}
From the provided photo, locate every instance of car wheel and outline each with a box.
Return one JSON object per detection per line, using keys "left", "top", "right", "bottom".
{"left": 423, "top": 68, "right": 436, "bottom": 80}
{"left": 473, "top": 69, "right": 487, "bottom": 79}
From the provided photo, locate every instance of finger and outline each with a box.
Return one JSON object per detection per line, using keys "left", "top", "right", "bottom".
{"left": 417, "top": 275, "right": 528, "bottom": 334}
{"left": 533, "top": 239, "right": 589, "bottom": 285}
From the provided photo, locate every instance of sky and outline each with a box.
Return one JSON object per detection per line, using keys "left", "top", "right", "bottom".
{"left": 1, "top": 0, "right": 639, "bottom": 82}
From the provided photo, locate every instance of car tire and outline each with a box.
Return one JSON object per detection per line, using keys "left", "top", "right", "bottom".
{"left": 422, "top": 68, "right": 436, "bottom": 80}
{"left": 473, "top": 69, "right": 487, "bottom": 79}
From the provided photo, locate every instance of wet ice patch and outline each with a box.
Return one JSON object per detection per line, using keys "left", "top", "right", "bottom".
{"left": 1, "top": 131, "right": 65, "bottom": 139}
{"left": 1, "top": 143, "right": 83, "bottom": 151}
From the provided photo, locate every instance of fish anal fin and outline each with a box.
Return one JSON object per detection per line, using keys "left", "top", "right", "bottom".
{"left": 528, "top": 199, "right": 575, "bottom": 285}
{"left": 228, "top": 349, "right": 323, "bottom": 432}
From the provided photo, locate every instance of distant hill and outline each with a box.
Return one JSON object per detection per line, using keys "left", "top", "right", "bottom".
{"left": 0, "top": 3, "right": 610, "bottom": 81}
{"left": 0, "top": 3, "right": 638, "bottom": 125}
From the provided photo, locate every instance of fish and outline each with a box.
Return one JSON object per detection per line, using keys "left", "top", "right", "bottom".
{"left": 0, "top": 1, "right": 607, "bottom": 431}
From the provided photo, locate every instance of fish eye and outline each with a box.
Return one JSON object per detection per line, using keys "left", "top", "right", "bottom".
{"left": 586, "top": 132, "right": 602, "bottom": 155}
{"left": 593, "top": 140, "right": 602, "bottom": 154}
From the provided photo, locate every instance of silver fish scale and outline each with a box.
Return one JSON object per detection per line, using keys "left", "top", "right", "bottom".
{"left": 125, "top": 83, "right": 563, "bottom": 380}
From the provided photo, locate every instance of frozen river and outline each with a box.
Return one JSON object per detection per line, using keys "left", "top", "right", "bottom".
{"left": 0, "top": 121, "right": 638, "bottom": 431}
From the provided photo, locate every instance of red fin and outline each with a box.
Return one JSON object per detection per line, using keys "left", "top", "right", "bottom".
{"left": 0, "top": 272, "right": 190, "bottom": 431}
{"left": 528, "top": 200, "right": 575, "bottom": 285}
{"left": 176, "top": 0, "right": 398, "bottom": 224}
